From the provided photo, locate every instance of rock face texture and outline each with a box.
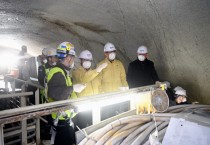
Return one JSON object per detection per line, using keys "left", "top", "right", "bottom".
{"left": 0, "top": 0, "right": 210, "bottom": 103}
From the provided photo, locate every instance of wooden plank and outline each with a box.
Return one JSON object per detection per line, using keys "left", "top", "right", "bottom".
{"left": 0, "top": 92, "right": 33, "bottom": 99}
{"left": 0, "top": 85, "right": 158, "bottom": 119}
{"left": 0, "top": 124, "right": 4, "bottom": 145}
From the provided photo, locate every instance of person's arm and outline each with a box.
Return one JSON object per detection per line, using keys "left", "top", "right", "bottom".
{"left": 151, "top": 63, "right": 159, "bottom": 82}
{"left": 73, "top": 69, "right": 99, "bottom": 84}
{"left": 38, "top": 66, "right": 46, "bottom": 87}
{"left": 120, "top": 62, "right": 128, "bottom": 87}
{"left": 47, "top": 73, "right": 73, "bottom": 101}
{"left": 126, "top": 64, "right": 133, "bottom": 88}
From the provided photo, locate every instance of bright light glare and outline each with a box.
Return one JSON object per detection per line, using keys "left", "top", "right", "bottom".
{"left": 76, "top": 102, "right": 94, "bottom": 112}
{"left": 76, "top": 94, "right": 131, "bottom": 112}
{"left": 0, "top": 52, "right": 18, "bottom": 68}
{"left": 95, "top": 95, "right": 131, "bottom": 107}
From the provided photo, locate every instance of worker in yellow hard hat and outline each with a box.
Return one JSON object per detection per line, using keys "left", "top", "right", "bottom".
{"left": 47, "top": 42, "right": 86, "bottom": 145}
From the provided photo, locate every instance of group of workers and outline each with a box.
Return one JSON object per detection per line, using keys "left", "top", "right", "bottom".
{"left": 37, "top": 41, "right": 189, "bottom": 145}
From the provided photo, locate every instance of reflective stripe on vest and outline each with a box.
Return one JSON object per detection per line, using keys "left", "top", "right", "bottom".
{"left": 47, "top": 67, "right": 75, "bottom": 120}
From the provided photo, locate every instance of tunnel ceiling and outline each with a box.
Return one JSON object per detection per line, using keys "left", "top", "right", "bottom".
{"left": 0, "top": 0, "right": 210, "bottom": 103}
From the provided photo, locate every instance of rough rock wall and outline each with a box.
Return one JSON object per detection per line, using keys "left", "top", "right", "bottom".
{"left": 0, "top": 0, "right": 210, "bottom": 103}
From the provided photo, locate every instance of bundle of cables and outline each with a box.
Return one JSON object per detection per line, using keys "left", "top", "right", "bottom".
{"left": 78, "top": 105, "right": 210, "bottom": 145}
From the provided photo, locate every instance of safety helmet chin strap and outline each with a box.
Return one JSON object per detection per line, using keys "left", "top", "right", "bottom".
{"left": 66, "top": 49, "right": 69, "bottom": 55}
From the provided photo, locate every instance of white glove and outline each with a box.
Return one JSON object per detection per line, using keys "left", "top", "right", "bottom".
{"left": 119, "top": 87, "right": 129, "bottom": 91}
{"left": 73, "top": 84, "right": 86, "bottom": 93}
{"left": 96, "top": 63, "right": 108, "bottom": 73}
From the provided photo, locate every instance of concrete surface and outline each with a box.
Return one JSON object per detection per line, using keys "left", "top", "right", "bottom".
{"left": 0, "top": 0, "right": 210, "bottom": 103}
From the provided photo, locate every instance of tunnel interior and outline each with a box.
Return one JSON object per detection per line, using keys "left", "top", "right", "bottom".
{"left": 0, "top": 0, "right": 210, "bottom": 103}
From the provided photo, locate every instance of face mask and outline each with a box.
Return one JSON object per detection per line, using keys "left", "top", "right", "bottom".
{"left": 43, "top": 59, "right": 47, "bottom": 64}
{"left": 69, "top": 61, "right": 74, "bottom": 68}
{"left": 138, "top": 55, "right": 145, "bottom": 61}
{"left": 52, "top": 62, "right": 57, "bottom": 66}
{"left": 108, "top": 52, "right": 116, "bottom": 60}
{"left": 82, "top": 61, "right": 91, "bottom": 69}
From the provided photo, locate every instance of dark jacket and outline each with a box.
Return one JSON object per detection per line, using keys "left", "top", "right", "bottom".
{"left": 47, "top": 62, "right": 73, "bottom": 101}
{"left": 38, "top": 62, "right": 51, "bottom": 87}
{"left": 127, "top": 58, "right": 159, "bottom": 88}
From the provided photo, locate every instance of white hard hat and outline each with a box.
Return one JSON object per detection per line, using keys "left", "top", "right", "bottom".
{"left": 42, "top": 48, "right": 49, "bottom": 56}
{"left": 137, "top": 46, "right": 148, "bottom": 54}
{"left": 79, "top": 50, "right": 93, "bottom": 60}
{"left": 174, "top": 86, "right": 184, "bottom": 92}
{"left": 104, "top": 42, "right": 116, "bottom": 52}
{"left": 175, "top": 89, "right": 187, "bottom": 96}
{"left": 47, "top": 48, "right": 57, "bottom": 57}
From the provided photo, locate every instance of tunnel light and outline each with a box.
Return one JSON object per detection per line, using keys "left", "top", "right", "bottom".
{"left": 75, "top": 92, "right": 132, "bottom": 112}
{"left": 0, "top": 38, "right": 21, "bottom": 51}
{"left": 76, "top": 102, "right": 94, "bottom": 112}
{"left": 0, "top": 52, "right": 18, "bottom": 68}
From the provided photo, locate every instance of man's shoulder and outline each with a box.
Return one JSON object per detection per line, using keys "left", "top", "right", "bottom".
{"left": 38, "top": 65, "right": 45, "bottom": 70}
{"left": 145, "top": 59, "right": 154, "bottom": 65}
{"left": 115, "top": 59, "right": 123, "bottom": 64}
{"left": 97, "top": 59, "right": 107, "bottom": 65}
{"left": 72, "top": 66, "right": 84, "bottom": 73}
{"left": 45, "top": 63, "right": 51, "bottom": 69}
{"left": 48, "top": 66, "right": 65, "bottom": 78}
{"left": 129, "top": 59, "right": 139, "bottom": 65}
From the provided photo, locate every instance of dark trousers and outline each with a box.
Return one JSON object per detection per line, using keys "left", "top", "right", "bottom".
{"left": 53, "top": 120, "right": 76, "bottom": 145}
{"left": 73, "top": 111, "right": 92, "bottom": 131}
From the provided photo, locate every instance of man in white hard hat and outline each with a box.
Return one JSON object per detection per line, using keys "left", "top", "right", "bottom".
{"left": 174, "top": 89, "right": 189, "bottom": 105}
{"left": 38, "top": 48, "right": 59, "bottom": 104}
{"left": 127, "top": 45, "right": 159, "bottom": 88}
{"left": 72, "top": 50, "right": 107, "bottom": 129}
{"left": 97, "top": 42, "right": 128, "bottom": 93}
{"left": 72, "top": 50, "right": 107, "bottom": 97}
{"left": 38, "top": 48, "right": 49, "bottom": 87}
{"left": 46, "top": 48, "right": 59, "bottom": 67}
{"left": 97, "top": 42, "right": 128, "bottom": 120}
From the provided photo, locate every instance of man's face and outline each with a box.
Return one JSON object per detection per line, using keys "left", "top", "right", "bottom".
{"left": 67, "top": 55, "right": 75, "bottom": 67}
{"left": 105, "top": 50, "right": 116, "bottom": 60}
{"left": 175, "top": 96, "right": 186, "bottom": 104}
{"left": 51, "top": 56, "right": 58, "bottom": 64}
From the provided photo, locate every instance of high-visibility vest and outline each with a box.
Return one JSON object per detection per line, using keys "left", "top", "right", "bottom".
{"left": 47, "top": 67, "right": 77, "bottom": 120}
{"left": 40, "top": 64, "right": 51, "bottom": 103}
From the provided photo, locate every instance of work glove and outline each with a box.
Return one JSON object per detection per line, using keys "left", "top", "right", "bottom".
{"left": 119, "top": 87, "right": 129, "bottom": 91}
{"left": 96, "top": 62, "right": 108, "bottom": 73}
{"left": 73, "top": 84, "right": 86, "bottom": 93}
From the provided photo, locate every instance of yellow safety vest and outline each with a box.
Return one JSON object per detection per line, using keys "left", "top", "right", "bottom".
{"left": 40, "top": 64, "right": 51, "bottom": 103}
{"left": 47, "top": 67, "right": 77, "bottom": 120}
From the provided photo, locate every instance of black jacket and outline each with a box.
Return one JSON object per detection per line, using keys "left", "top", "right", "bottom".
{"left": 47, "top": 62, "right": 73, "bottom": 101}
{"left": 38, "top": 62, "right": 51, "bottom": 87}
{"left": 127, "top": 58, "right": 159, "bottom": 88}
